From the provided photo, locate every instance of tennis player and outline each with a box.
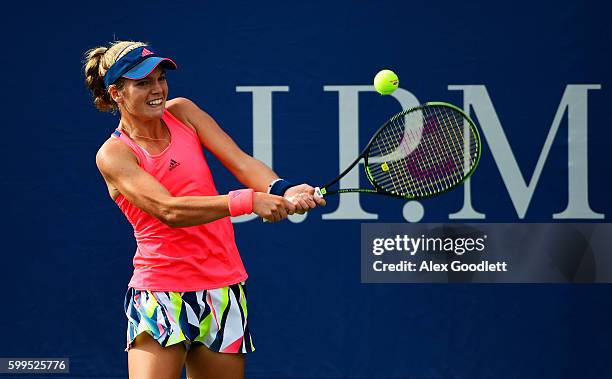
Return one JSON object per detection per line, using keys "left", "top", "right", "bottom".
{"left": 83, "top": 40, "right": 325, "bottom": 379}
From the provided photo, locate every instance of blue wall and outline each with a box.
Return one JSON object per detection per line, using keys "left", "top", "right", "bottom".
{"left": 1, "top": 1, "right": 611, "bottom": 378}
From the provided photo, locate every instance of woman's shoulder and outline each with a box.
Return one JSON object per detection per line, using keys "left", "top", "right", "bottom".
{"left": 98, "top": 135, "right": 125, "bottom": 155}
{"left": 166, "top": 97, "right": 199, "bottom": 116}
{"left": 96, "top": 136, "right": 138, "bottom": 170}
{"left": 165, "top": 97, "right": 203, "bottom": 133}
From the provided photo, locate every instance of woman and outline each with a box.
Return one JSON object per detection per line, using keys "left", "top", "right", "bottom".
{"left": 83, "top": 40, "right": 324, "bottom": 379}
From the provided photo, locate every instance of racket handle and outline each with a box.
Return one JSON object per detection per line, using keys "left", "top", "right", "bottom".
{"left": 314, "top": 187, "right": 324, "bottom": 198}
{"left": 263, "top": 187, "right": 323, "bottom": 222}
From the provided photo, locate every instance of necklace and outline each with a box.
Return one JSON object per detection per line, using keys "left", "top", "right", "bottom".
{"left": 130, "top": 133, "right": 169, "bottom": 141}
{"left": 122, "top": 121, "right": 170, "bottom": 141}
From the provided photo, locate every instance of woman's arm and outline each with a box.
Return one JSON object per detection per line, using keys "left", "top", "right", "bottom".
{"left": 168, "top": 97, "right": 277, "bottom": 192}
{"left": 167, "top": 98, "right": 325, "bottom": 210}
{"left": 95, "top": 139, "right": 295, "bottom": 227}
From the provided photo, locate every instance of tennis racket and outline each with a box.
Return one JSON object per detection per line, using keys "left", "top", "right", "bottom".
{"left": 314, "top": 102, "right": 482, "bottom": 200}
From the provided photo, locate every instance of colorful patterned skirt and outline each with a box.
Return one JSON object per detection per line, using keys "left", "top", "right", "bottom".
{"left": 124, "top": 282, "right": 254, "bottom": 353}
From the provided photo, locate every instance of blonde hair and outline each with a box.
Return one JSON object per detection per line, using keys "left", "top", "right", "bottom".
{"left": 83, "top": 40, "right": 147, "bottom": 112}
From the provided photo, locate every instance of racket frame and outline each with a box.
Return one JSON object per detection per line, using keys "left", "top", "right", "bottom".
{"left": 317, "top": 101, "right": 482, "bottom": 199}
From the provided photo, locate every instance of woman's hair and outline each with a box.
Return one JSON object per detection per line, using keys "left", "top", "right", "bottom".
{"left": 83, "top": 40, "right": 147, "bottom": 112}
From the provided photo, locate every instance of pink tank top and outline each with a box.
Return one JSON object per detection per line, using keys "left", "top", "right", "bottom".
{"left": 112, "top": 109, "right": 247, "bottom": 291}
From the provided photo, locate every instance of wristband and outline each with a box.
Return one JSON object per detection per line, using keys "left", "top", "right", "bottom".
{"left": 227, "top": 189, "right": 254, "bottom": 217}
{"left": 268, "top": 178, "right": 294, "bottom": 196}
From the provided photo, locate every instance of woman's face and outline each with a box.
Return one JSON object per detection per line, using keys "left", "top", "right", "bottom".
{"left": 116, "top": 67, "right": 168, "bottom": 120}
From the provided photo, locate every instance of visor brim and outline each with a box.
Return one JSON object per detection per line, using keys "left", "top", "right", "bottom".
{"left": 122, "top": 57, "right": 177, "bottom": 80}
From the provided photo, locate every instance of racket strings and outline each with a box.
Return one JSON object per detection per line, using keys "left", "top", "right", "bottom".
{"left": 367, "top": 105, "right": 479, "bottom": 197}
{"left": 413, "top": 107, "right": 476, "bottom": 193}
{"left": 374, "top": 117, "right": 422, "bottom": 195}
{"left": 375, "top": 119, "right": 410, "bottom": 194}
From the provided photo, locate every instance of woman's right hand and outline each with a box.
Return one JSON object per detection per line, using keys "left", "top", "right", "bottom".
{"left": 252, "top": 192, "right": 296, "bottom": 222}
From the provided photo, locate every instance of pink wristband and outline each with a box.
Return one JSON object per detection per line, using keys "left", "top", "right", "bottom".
{"left": 228, "top": 189, "right": 254, "bottom": 217}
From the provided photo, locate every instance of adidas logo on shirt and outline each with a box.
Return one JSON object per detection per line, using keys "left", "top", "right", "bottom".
{"left": 169, "top": 159, "right": 181, "bottom": 171}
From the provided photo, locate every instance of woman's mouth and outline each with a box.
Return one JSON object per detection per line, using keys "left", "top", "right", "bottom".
{"left": 147, "top": 98, "right": 163, "bottom": 106}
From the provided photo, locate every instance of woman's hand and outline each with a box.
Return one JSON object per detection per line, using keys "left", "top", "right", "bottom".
{"left": 284, "top": 184, "right": 326, "bottom": 214}
{"left": 252, "top": 192, "right": 296, "bottom": 222}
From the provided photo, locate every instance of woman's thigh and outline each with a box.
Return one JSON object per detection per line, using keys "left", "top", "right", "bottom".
{"left": 185, "top": 344, "right": 244, "bottom": 379}
{"left": 128, "top": 333, "right": 187, "bottom": 379}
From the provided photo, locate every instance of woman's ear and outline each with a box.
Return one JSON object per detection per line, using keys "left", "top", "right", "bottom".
{"left": 108, "top": 85, "right": 123, "bottom": 104}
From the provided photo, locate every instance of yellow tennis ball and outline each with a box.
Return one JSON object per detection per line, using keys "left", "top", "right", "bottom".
{"left": 373, "top": 69, "right": 399, "bottom": 95}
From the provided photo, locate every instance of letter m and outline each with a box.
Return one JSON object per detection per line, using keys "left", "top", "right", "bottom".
{"left": 449, "top": 85, "right": 604, "bottom": 219}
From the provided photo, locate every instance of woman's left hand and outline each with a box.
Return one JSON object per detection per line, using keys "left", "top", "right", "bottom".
{"left": 284, "top": 184, "right": 326, "bottom": 214}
